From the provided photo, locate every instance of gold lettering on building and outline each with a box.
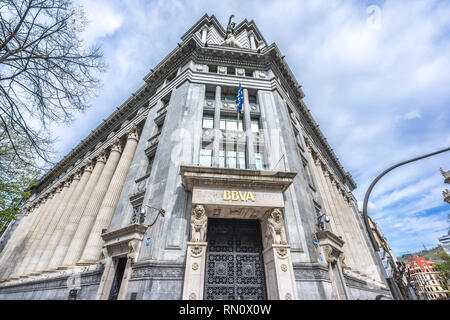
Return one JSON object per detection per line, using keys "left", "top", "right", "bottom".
{"left": 223, "top": 190, "right": 255, "bottom": 202}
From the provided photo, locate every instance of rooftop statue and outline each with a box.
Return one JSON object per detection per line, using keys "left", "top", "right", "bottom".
{"left": 221, "top": 14, "right": 241, "bottom": 48}
{"left": 226, "top": 14, "right": 236, "bottom": 36}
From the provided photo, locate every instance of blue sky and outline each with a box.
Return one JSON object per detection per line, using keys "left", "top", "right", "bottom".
{"left": 51, "top": 0, "right": 450, "bottom": 256}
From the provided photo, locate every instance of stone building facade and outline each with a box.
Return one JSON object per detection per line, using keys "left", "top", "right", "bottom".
{"left": 0, "top": 14, "right": 391, "bottom": 300}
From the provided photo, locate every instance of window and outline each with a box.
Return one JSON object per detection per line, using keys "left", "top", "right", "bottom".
{"left": 251, "top": 118, "right": 260, "bottom": 133}
{"left": 200, "top": 149, "right": 212, "bottom": 167}
{"left": 245, "top": 69, "right": 254, "bottom": 77}
{"left": 220, "top": 116, "right": 243, "bottom": 131}
{"left": 209, "top": 65, "right": 218, "bottom": 74}
{"left": 249, "top": 95, "right": 257, "bottom": 104}
{"left": 221, "top": 93, "right": 236, "bottom": 103}
{"left": 228, "top": 67, "right": 236, "bottom": 75}
{"left": 255, "top": 152, "right": 265, "bottom": 170}
{"left": 145, "top": 155, "right": 154, "bottom": 176}
{"left": 302, "top": 156, "right": 316, "bottom": 190}
{"left": 205, "top": 91, "right": 215, "bottom": 100}
{"left": 202, "top": 114, "right": 214, "bottom": 129}
{"left": 219, "top": 150, "right": 246, "bottom": 169}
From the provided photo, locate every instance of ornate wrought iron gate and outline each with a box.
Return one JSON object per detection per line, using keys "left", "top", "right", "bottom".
{"left": 205, "top": 218, "right": 267, "bottom": 300}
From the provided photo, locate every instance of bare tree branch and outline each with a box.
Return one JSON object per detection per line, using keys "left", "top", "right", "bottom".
{"left": 0, "top": 0, "right": 105, "bottom": 169}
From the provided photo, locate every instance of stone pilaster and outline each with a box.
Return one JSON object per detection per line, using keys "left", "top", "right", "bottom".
{"left": 50, "top": 153, "right": 106, "bottom": 270}
{"left": 260, "top": 208, "right": 298, "bottom": 300}
{"left": 244, "top": 88, "right": 255, "bottom": 169}
{"left": 212, "top": 85, "right": 221, "bottom": 167}
{"left": 182, "top": 242, "right": 208, "bottom": 300}
{"left": 78, "top": 126, "right": 140, "bottom": 264}
{"left": 182, "top": 204, "right": 208, "bottom": 300}
{"left": 28, "top": 177, "right": 79, "bottom": 274}
{"left": 62, "top": 139, "right": 123, "bottom": 267}
{"left": 39, "top": 164, "right": 92, "bottom": 272}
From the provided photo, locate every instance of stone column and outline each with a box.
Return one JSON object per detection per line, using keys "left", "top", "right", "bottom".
{"left": 28, "top": 177, "right": 78, "bottom": 274}
{"left": 333, "top": 181, "right": 362, "bottom": 271}
{"left": 3, "top": 198, "right": 48, "bottom": 279}
{"left": 49, "top": 155, "right": 105, "bottom": 270}
{"left": 182, "top": 205, "right": 208, "bottom": 300}
{"left": 243, "top": 88, "right": 255, "bottom": 169}
{"left": 0, "top": 205, "right": 38, "bottom": 279}
{"left": 38, "top": 163, "right": 93, "bottom": 272}
{"left": 78, "top": 126, "right": 140, "bottom": 264}
{"left": 260, "top": 208, "right": 298, "bottom": 300}
{"left": 14, "top": 188, "right": 64, "bottom": 277}
{"left": 212, "top": 85, "right": 221, "bottom": 167}
{"left": 61, "top": 139, "right": 123, "bottom": 267}
{"left": 323, "top": 171, "right": 356, "bottom": 269}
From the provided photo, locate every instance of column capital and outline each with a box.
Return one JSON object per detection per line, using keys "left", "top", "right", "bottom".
{"left": 126, "top": 124, "right": 139, "bottom": 142}
{"left": 83, "top": 159, "right": 94, "bottom": 173}
{"left": 72, "top": 169, "right": 82, "bottom": 181}
{"left": 110, "top": 138, "right": 123, "bottom": 154}
{"left": 63, "top": 178, "right": 72, "bottom": 188}
{"left": 56, "top": 184, "right": 64, "bottom": 193}
{"left": 96, "top": 149, "right": 108, "bottom": 163}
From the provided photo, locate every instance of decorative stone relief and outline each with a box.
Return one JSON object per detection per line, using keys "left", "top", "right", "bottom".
{"left": 192, "top": 263, "right": 199, "bottom": 271}
{"left": 190, "top": 205, "right": 207, "bottom": 242}
{"left": 127, "top": 239, "right": 139, "bottom": 263}
{"left": 189, "top": 292, "right": 196, "bottom": 300}
{"left": 190, "top": 245, "right": 202, "bottom": 256}
{"left": 281, "top": 264, "right": 287, "bottom": 272}
{"left": 265, "top": 208, "right": 287, "bottom": 247}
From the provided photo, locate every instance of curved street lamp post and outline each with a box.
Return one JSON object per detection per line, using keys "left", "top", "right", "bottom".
{"left": 362, "top": 147, "right": 450, "bottom": 300}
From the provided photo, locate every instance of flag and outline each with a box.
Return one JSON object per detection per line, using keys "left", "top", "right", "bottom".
{"left": 235, "top": 83, "right": 243, "bottom": 114}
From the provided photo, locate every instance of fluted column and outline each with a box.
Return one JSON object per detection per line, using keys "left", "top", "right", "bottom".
{"left": 3, "top": 199, "right": 48, "bottom": 279}
{"left": 62, "top": 139, "right": 123, "bottom": 267}
{"left": 323, "top": 172, "right": 356, "bottom": 269}
{"left": 330, "top": 178, "right": 360, "bottom": 271}
{"left": 0, "top": 205, "right": 38, "bottom": 279}
{"left": 49, "top": 155, "right": 105, "bottom": 270}
{"left": 14, "top": 188, "right": 63, "bottom": 277}
{"left": 309, "top": 154, "right": 338, "bottom": 232}
{"left": 79, "top": 126, "right": 140, "bottom": 264}
{"left": 27, "top": 177, "right": 78, "bottom": 275}
{"left": 38, "top": 164, "right": 92, "bottom": 272}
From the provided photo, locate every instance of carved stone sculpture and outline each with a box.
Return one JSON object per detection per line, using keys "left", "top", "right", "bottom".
{"left": 127, "top": 239, "right": 139, "bottom": 262}
{"left": 265, "top": 208, "right": 287, "bottom": 245}
{"left": 190, "top": 205, "right": 207, "bottom": 242}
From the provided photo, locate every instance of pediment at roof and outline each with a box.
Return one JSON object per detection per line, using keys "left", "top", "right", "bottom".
{"left": 183, "top": 14, "right": 267, "bottom": 50}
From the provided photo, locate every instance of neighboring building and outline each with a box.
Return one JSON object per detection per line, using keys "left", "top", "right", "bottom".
{"left": 438, "top": 233, "right": 450, "bottom": 255}
{"left": 367, "top": 216, "right": 416, "bottom": 299}
{"left": 406, "top": 257, "right": 449, "bottom": 300}
{"left": 441, "top": 168, "right": 450, "bottom": 205}
{"left": 0, "top": 14, "right": 390, "bottom": 300}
